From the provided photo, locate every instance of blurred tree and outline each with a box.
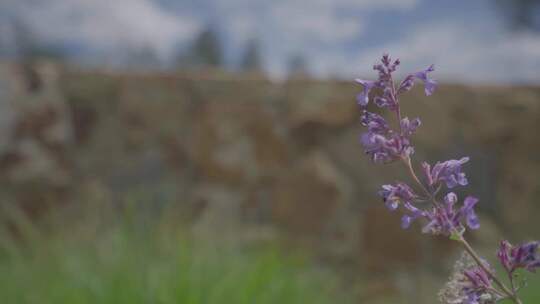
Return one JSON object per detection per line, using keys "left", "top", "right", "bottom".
{"left": 287, "top": 53, "right": 309, "bottom": 78}
{"left": 495, "top": 0, "right": 540, "bottom": 31}
{"left": 185, "top": 26, "right": 223, "bottom": 69}
{"left": 239, "top": 38, "right": 263, "bottom": 72}
{"left": 10, "top": 17, "right": 66, "bottom": 63}
{"left": 124, "top": 44, "right": 160, "bottom": 70}
{"left": 10, "top": 17, "right": 65, "bottom": 92}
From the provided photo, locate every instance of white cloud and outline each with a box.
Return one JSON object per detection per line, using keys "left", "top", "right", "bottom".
{"left": 19, "top": 0, "right": 201, "bottom": 59}
{"left": 9, "top": 0, "right": 539, "bottom": 84}
{"left": 298, "top": 0, "right": 419, "bottom": 11}
{"left": 219, "top": 0, "right": 419, "bottom": 45}
{"left": 215, "top": 0, "right": 419, "bottom": 12}
{"left": 215, "top": 0, "right": 419, "bottom": 78}
{"left": 270, "top": 5, "right": 364, "bottom": 43}
{"left": 333, "top": 22, "right": 540, "bottom": 84}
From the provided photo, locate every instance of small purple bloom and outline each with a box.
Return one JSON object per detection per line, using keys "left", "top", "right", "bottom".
{"left": 445, "top": 191, "right": 458, "bottom": 208}
{"left": 421, "top": 162, "right": 434, "bottom": 186}
{"left": 460, "top": 196, "right": 480, "bottom": 230}
{"left": 401, "top": 201, "right": 425, "bottom": 229}
{"left": 464, "top": 268, "right": 491, "bottom": 290}
{"left": 373, "top": 54, "right": 397, "bottom": 84}
{"left": 378, "top": 181, "right": 424, "bottom": 229}
{"left": 423, "top": 157, "right": 470, "bottom": 189}
{"left": 397, "top": 74, "right": 415, "bottom": 94}
{"left": 397, "top": 65, "right": 437, "bottom": 96}
{"left": 381, "top": 53, "right": 391, "bottom": 67}
{"left": 360, "top": 132, "right": 392, "bottom": 163}
{"left": 378, "top": 182, "right": 417, "bottom": 211}
{"left": 497, "top": 240, "right": 540, "bottom": 273}
{"left": 373, "top": 91, "right": 399, "bottom": 111}
{"left": 400, "top": 117, "right": 421, "bottom": 137}
{"left": 362, "top": 55, "right": 403, "bottom": 111}
{"left": 373, "top": 96, "right": 389, "bottom": 108}
{"left": 355, "top": 79, "right": 376, "bottom": 106}
{"left": 414, "top": 64, "right": 437, "bottom": 96}
{"left": 360, "top": 131, "right": 414, "bottom": 163}
{"left": 497, "top": 240, "right": 512, "bottom": 272}
{"left": 462, "top": 266, "right": 497, "bottom": 304}
{"left": 422, "top": 193, "right": 480, "bottom": 236}
{"left": 360, "top": 110, "right": 389, "bottom": 134}
{"left": 423, "top": 201, "right": 455, "bottom": 236}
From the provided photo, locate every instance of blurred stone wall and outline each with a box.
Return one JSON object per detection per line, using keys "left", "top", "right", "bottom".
{"left": 1, "top": 62, "right": 539, "bottom": 301}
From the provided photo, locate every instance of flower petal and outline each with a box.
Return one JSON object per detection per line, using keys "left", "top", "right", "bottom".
{"left": 355, "top": 79, "right": 376, "bottom": 106}
{"left": 462, "top": 196, "right": 480, "bottom": 230}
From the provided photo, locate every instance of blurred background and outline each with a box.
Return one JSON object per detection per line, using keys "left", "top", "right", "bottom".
{"left": 0, "top": 0, "right": 539, "bottom": 303}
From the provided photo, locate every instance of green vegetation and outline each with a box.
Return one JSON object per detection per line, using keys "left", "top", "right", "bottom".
{"left": 501, "top": 271, "right": 540, "bottom": 303}
{"left": 0, "top": 206, "right": 348, "bottom": 304}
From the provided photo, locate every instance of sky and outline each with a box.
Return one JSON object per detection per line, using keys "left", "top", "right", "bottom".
{"left": 1, "top": 0, "right": 540, "bottom": 83}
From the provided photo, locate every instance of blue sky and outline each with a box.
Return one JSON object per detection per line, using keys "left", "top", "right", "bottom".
{"left": 2, "top": 0, "right": 540, "bottom": 83}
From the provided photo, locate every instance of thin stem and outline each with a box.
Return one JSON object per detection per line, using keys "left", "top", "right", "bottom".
{"left": 487, "top": 286, "right": 507, "bottom": 300}
{"left": 389, "top": 76, "right": 402, "bottom": 133}
{"left": 403, "top": 157, "right": 432, "bottom": 199}
{"left": 509, "top": 272, "right": 517, "bottom": 294}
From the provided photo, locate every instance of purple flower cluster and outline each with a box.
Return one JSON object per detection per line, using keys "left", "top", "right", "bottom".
{"left": 422, "top": 157, "right": 470, "bottom": 189}
{"left": 378, "top": 182, "right": 417, "bottom": 211}
{"left": 359, "top": 54, "right": 478, "bottom": 236}
{"left": 381, "top": 189, "right": 480, "bottom": 235}
{"left": 421, "top": 193, "right": 480, "bottom": 236}
{"left": 359, "top": 110, "right": 415, "bottom": 163}
{"left": 356, "top": 54, "right": 434, "bottom": 163}
{"left": 498, "top": 240, "right": 540, "bottom": 274}
{"left": 356, "top": 54, "right": 538, "bottom": 303}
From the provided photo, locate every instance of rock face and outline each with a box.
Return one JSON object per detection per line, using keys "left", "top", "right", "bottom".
{"left": 0, "top": 62, "right": 74, "bottom": 217}
{"left": 1, "top": 65, "right": 540, "bottom": 300}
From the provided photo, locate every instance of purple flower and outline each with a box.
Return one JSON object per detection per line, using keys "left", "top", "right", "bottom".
{"left": 422, "top": 194, "right": 457, "bottom": 235}
{"left": 356, "top": 55, "right": 439, "bottom": 164}
{"left": 397, "top": 74, "right": 415, "bottom": 95}
{"left": 358, "top": 54, "right": 403, "bottom": 111}
{"left": 414, "top": 65, "right": 437, "bottom": 96}
{"left": 355, "top": 79, "right": 376, "bottom": 106}
{"left": 497, "top": 240, "right": 540, "bottom": 273}
{"left": 373, "top": 88, "right": 397, "bottom": 110}
{"left": 460, "top": 196, "right": 480, "bottom": 230}
{"left": 422, "top": 157, "right": 470, "bottom": 189}
{"left": 360, "top": 131, "right": 413, "bottom": 163}
{"left": 401, "top": 201, "right": 425, "bottom": 229}
{"left": 400, "top": 117, "right": 421, "bottom": 137}
{"left": 463, "top": 267, "right": 492, "bottom": 290}
{"left": 360, "top": 110, "right": 389, "bottom": 134}
{"left": 397, "top": 65, "right": 437, "bottom": 96}
{"left": 464, "top": 268, "right": 493, "bottom": 296}
{"left": 359, "top": 110, "right": 419, "bottom": 163}
{"left": 378, "top": 182, "right": 417, "bottom": 211}
{"left": 378, "top": 182, "right": 426, "bottom": 229}
{"left": 374, "top": 53, "right": 400, "bottom": 83}
{"left": 422, "top": 193, "right": 480, "bottom": 236}
{"left": 462, "top": 267, "right": 497, "bottom": 304}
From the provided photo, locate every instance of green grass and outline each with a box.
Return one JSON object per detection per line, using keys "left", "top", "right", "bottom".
{"left": 1, "top": 204, "right": 537, "bottom": 304}
{"left": 0, "top": 207, "right": 349, "bottom": 304}
{"left": 500, "top": 271, "right": 540, "bottom": 303}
